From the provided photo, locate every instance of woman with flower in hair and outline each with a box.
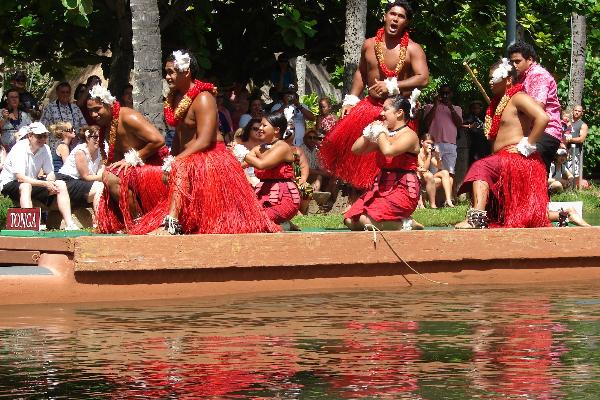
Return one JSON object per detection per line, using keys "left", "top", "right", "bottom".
{"left": 130, "top": 50, "right": 279, "bottom": 235}
{"left": 344, "top": 94, "right": 421, "bottom": 231}
{"left": 234, "top": 110, "right": 300, "bottom": 225}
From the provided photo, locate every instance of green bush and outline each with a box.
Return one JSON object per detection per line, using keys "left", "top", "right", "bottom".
{"left": 0, "top": 195, "right": 16, "bottom": 229}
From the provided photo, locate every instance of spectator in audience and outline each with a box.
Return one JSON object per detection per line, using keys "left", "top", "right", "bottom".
{"left": 235, "top": 118, "right": 264, "bottom": 186}
{"left": 0, "top": 122, "right": 78, "bottom": 230}
{"left": 56, "top": 125, "right": 104, "bottom": 216}
{"left": 270, "top": 53, "right": 297, "bottom": 94}
{"left": 316, "top": 97, "right": 338, "bottom": 137}
{"left": 48, "top": 122, "right": 75, "bottom": 172}
{"left": 284, "top": 129, "right": 312, "bottom": 216}
{"left": 561, "top": 111, "right": 572, "bottom": 138}
{"left": 418, "top": 134, "right": 454, "bottom": 208}
{"left": 230, "top": 96, "right": 249, "bottom": 132}
{"left": 120, "top": 84, "right": 134, "bottom": 108}
{"left": 239, "top": 97, "right": 264, "bottom": 129}
{"left": 548, "top": 148, "right": 573, "bottom": 193}
{"left": 1, "top": 88, "right": 32, "bottom": 152}
{"left": 7, "top": 72, "right": 39, "bottom": 118}
{"left": 564, "top": 104, "right": 588, "bottom": 182}
{"left": 271, "top": 85, "right": 315, "bottom": 146}
{"left": 300, "top": 128, "right": 337, "bottom": 211}
{"left": 217, "top": 93, "right": 234, "bottom": 141}
{"left": 40, "top": 82, "right": 87, "bottom": 151}
{"left": 462, "top": 100, "right": 490, "bottom": 166}
{"left": 0, "top": 143, "right": 6, "bottom": 171}
{"left": 423, "top": 84, "right": 462, "bottom": 184}
{"left": 74, "top": 83, "right": 88, "bottom": 107}
{"left": 264, "top": 87, "right": 279, "bottom": 111}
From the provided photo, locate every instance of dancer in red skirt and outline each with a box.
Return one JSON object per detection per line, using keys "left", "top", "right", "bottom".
{"left": 233, "top": 111, "right": 300, "bottom": 225}
{"left": 88, "top": 85, "right": 168, "bottom": 233}
{"left": 344, "top": 95, "right": 422, "bottom": 231}
{"left": 456, "top": 59, "right": 551, "bottom": 229}
{"left": 319, "top": 0, "right": 428, "bottom": 190}
{"left": 131, "top": 50, "right": 279, "bottom": 235}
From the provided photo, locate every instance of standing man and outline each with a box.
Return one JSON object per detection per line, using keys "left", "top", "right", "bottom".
{"left": 40, "top": 82, "right": 87, "bottom": 151}
{"left": 456, "top": 59, "right": 550, "bottom": 229}
{"left": 130, "top": 50, "right": 278, "bottom": 235}
{"left": 271, "top": 85, "right": 315, "bottom": 146}
{"left": 423, "top": 84, "right": 463, "bottom": 182}
{"left": 565, "top": 104, "right": 588, "bottom": 183}
{"left": 507, "top": 40, "right": 562, "bottom": 172}
{"left": 319, "top": 0, "right": 429, "bottom": 190}
{"left": 87, "top": 85, "right": 168, "bottom": 233}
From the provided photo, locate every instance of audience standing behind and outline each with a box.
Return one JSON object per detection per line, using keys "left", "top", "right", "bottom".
{"left": 565, "top": 105, "right": 588, "bottom": 182}
{"left": 1, "top": 88, "right": 32, "bottom": 152}
{"left": 40, "top": 82, "right": 87, "bottom": 152}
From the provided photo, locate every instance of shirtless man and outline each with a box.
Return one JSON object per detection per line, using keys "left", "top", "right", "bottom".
{"left": 456, "top": 59, "right": 550, "bottom": 229}
{"left": 87, "top": 85, "right": 167, "bottom": 233}
{"left": 130, "top": 50, "right": 278, "bottom": 235}
{"left": 319, "top": 0, "right": 429, "bottom": 190}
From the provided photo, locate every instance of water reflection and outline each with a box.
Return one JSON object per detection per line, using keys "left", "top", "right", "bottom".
{"left": 1, "top": 282, "right": 599, "bottom": 398}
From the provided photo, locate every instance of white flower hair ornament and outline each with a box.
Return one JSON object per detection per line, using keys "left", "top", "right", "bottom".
{"left": 89, "top": 85, "right": 116, "bottom": 105}
{"left": 283, "top": 105, "right": 295, "bottom": 123}
{"left": 409, "top": 88, "right": 421, "bottom": 118}
{"left": 491, "top": 58, "right": 513, "bottom": 84}
{"left": 172, "top": 50, "right": 191, "bottom": 72}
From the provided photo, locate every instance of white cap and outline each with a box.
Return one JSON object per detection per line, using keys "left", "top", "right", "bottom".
{"left": 29, "top": 122, "right": 49, "bottom": 136}
{"left": 556, "top": 148, "right": 567, "bottom": 155}
{"left": 17, "top": 125, "right": 30, "bottom": 140}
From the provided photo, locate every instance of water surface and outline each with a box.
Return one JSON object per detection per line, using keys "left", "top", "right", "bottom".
{"left": 1, "top": 282, "right": 599, "bottom": 399}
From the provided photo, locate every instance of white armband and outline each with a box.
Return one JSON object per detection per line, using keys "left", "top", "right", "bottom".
{"left": 161, "top": 155, "right": 175, "bottom": 173}
{"left": 124, "top": 149, "right": 144, "bottom": 167}
{"left": 342, "top": 94, "right": 360, "bottom": 107}
{"left": 516, "top": 137, "right": 537, "bottom": 157}
{"left": 232, "top": 144, "right": 250, "bottom": 163}
{"left": 362, "top": 121, "right": 388, "bottom": 142}
{"left": 384, "top": 77, "right": 400, "bottom": 96}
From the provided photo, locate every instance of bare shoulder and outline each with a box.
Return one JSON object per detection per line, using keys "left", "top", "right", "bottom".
{"left": 363, "top": 37, "right": 375, "bottom": 49}
{"left": 407, "top": 40, "right": 425, "bottom": 55}
{"left": 192, "top": 91, "right": 217, "bottom": 110}
{"left": 120, "top": 107, "right": 144, "bottom": 126}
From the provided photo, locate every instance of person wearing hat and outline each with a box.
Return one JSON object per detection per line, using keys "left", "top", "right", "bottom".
{"left": 0, "top": 122, "right": 79, "bottom": 230}
{"left": 271, "top": 84, "right": 315, "bottom": 146}
{"left": 548, "top": 147, "right": 573, "bottom": 193}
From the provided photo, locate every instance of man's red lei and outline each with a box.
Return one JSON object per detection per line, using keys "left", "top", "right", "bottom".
{"left": 164, "top": 79, "right": 216, "bottom": 127}
{"left": 484, "top": 83, "right": 524, "bottom": 140}
{"left": 374, "top": 28, "right": 409, "bottom": 78}
{"left": 99, "top": 100, "right": 120, "bottom": 164}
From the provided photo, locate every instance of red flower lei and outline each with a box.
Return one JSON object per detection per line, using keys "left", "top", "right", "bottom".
{"left": 164, "top": 79, "right": 217, "bottom": 127}
{"left": 99, "top": 100, "right": 120, "bottom": 164}
{"left": 374, "top": 28, "right": 409, "bottom": 78}
{"left": 484, "top": 83, "right": 524, "bottom": 140}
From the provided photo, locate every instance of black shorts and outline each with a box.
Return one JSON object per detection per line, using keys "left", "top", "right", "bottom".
{"left": 536, "top": 134, "right": 561, "bottom": 173}
{"left": 1, "top": 181, "right": 56, "bottom": 207}
{"left": 55, "top": 173, "right": 93, "bottom": 207}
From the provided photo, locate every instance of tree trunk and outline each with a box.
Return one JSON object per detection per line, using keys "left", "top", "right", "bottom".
{"left": 343, "top": 0, "right": 367, "bottom": 95}
{"left": 568, "top": 13, "right": 586, "bottom": 109}
{"left": 295, "top": 55, "right": 307, "bottom": 98}
{"left": 130, "top": 0, "right": 165, "bottom": 132}
{"left": 107, "top": 0, "right": 133, "bottom": 104}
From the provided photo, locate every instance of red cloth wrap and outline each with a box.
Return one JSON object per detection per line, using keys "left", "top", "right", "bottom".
{"left": 254, "top": 163, "right": 300, "bottom": 224}
{"left": 459, "top": 149, "right": 550, "bottom": 228}
{"left": 344, "top": 153, "right": 420, "bottom": 222}
{"left": 96, "top": 146, "right": 169, "bottom": 233}
{"left": 318, "top": 96, "right": 417, "bottom": 190}
{"left": 130, "top": 142, "right": 280, "bottom": 234}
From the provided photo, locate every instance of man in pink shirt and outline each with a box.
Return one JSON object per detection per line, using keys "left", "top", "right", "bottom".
{"left": 508, "top": 40, "right": 562, "bottom": 171}
{"left": 423, "top": 84, "right": 463, "bottom": 177}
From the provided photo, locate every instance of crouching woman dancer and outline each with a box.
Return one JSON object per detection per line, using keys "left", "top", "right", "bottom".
{"left": 344, "top": 94, "right": 422, "bottom": 231}
{"left": 234, "top": 111, "right": 300, "bottom": 225}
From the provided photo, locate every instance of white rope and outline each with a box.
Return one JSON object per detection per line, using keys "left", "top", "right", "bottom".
{"left": 364, "top": 224, "right": 448, "bottom": 285}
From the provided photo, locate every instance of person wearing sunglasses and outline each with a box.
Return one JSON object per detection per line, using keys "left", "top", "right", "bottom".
{"left": 56, "top": 125, "right": 105, "bottom": 221}
{"left": 49, "top": 121, "right": 76, "bottom": 172}
{"left": 0, "top": 122, "right": 79, "bottom": 230}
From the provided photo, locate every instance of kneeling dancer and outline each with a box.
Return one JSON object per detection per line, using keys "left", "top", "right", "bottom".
{"left": 89, "top": 85, "right": 168, "bottom": 233}
{"left": 456, "top": 59, "right": 550, "bottom": 229}
{"left": 344, "top": 95, "right": 421, "bottom": 231}
{"left": 131, "top": 50, "right": 279, "bottom": 234}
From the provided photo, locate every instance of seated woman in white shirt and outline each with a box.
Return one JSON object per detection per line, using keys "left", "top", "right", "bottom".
{"left": 56, "top": 125, "right": 104, "bottom": 215}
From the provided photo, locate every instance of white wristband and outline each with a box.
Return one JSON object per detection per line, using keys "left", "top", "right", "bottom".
{"left": 124, "top": 149, "right": 144, "bottom": 167}
{"left": 232, "top": 143, "right": 250, "bottom": 163}
{"left": 161, "top": 155, "right": 175, "bottom": 173}
{"left": 516, "top": 137, "right": 537, "bottom": 157}
{"left": 384, "top": 77, "right": 400, "bottom": 96}
{"left": 362, "top": 121, "right": 387, "bottom": 142}
{"left": 342, "top": 94, "right": 360, "bottom": 107}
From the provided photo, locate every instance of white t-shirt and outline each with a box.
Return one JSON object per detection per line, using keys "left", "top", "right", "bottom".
{"left": 59, "top": 143, "right": 101, "bottom": 179}
{"left": 0, "top": 139, "right": 53, "bottom": 191}
{"left": 271, "top": 103, "right": 308, "bottom": 146}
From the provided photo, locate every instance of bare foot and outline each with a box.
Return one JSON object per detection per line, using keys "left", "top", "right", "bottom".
{"left": 445, "top": 200, "right": 455, "bottom": 208}
{"left": 147, "top": 227, "right": 171, "bottom": 236}
{"left": 411, "top": 219, "right": 424, "bottom": 230}
{"left": 567, "top": 207, "right": 591, "bottom": 227}
{"left": 455, "top": 219, "right": 475, "bottom": 229}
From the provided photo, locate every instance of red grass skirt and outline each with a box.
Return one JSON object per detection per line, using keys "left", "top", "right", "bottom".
{"left": 130, "top": 144, "right": 281, "bottom": 234}
{"left": 96, "top": 163, "right": 167, "bottom": 234}
{"left": 460, "top": 150, "right": 550, "bottom": 228}
{"left": 344, "top": 169, "right": 420, "bottom": 222}
{"left": 319, "top": 96, "right": 417, "bottom": 190}
{"left": 255, "top": 180, "right": 301, "bottom": 224}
